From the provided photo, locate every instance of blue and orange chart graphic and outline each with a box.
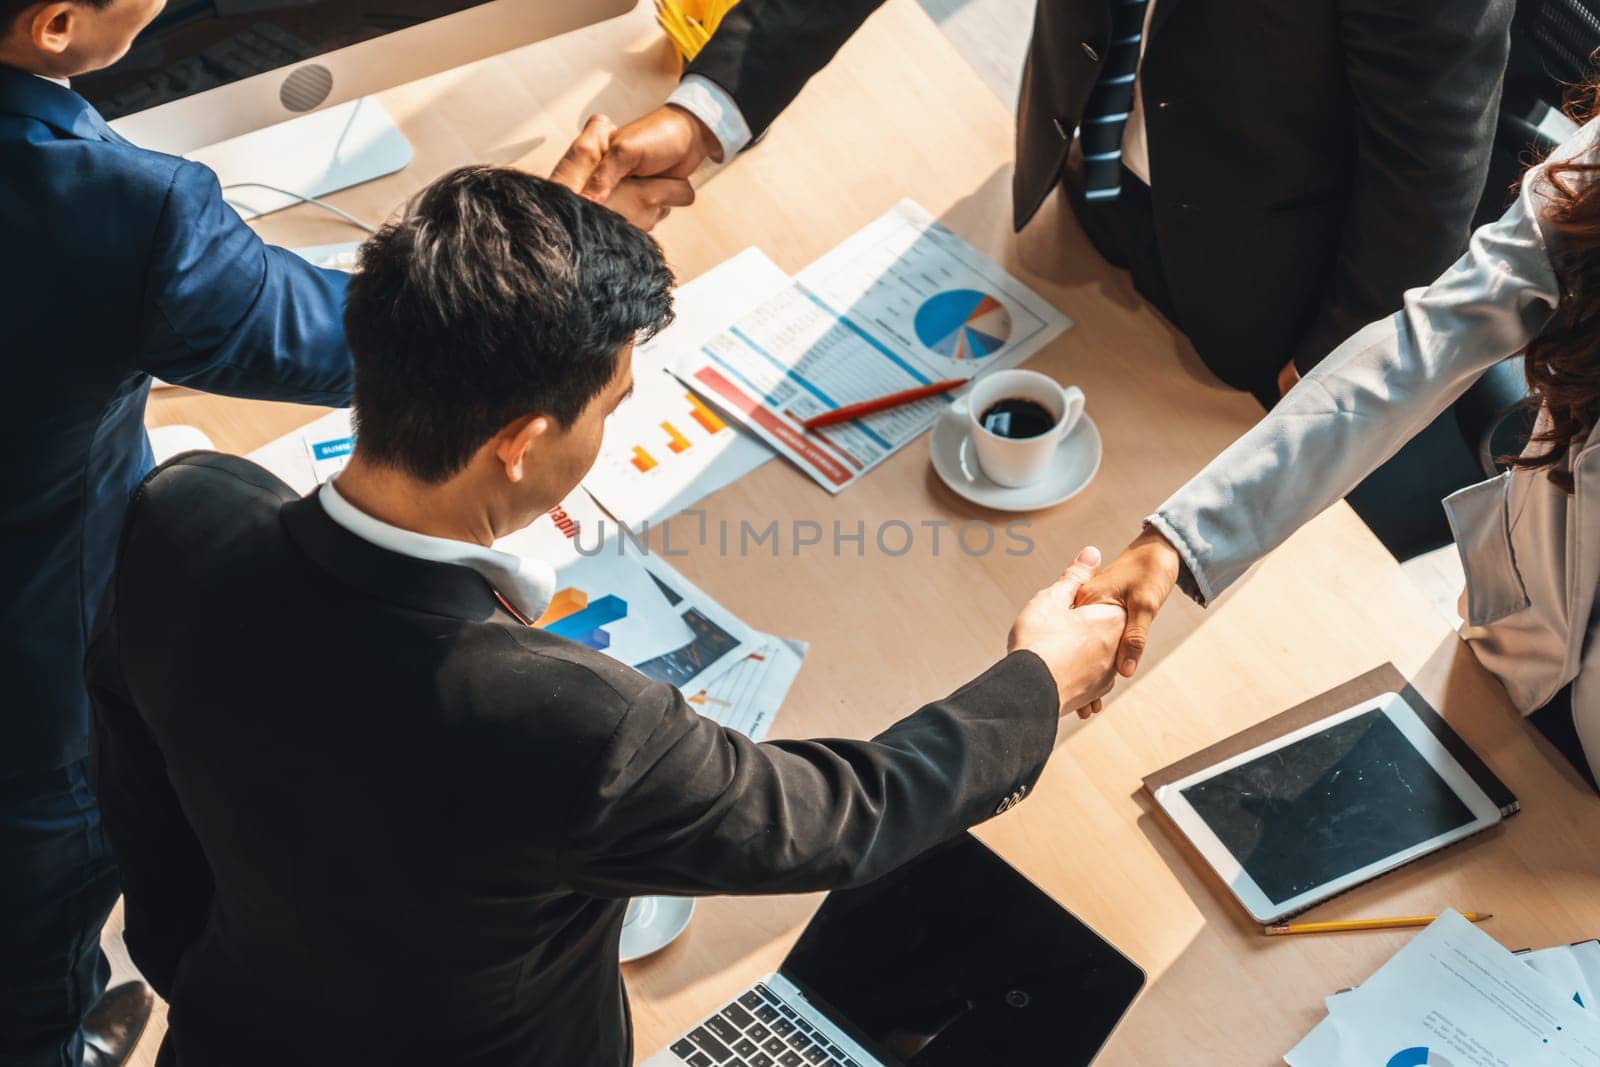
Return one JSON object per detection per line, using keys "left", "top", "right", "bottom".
{"left": 914, "top": 289, "right": 1013, "bottom": 361}
{"left": 537, "top": 588, "right": 627, "bottom": 651}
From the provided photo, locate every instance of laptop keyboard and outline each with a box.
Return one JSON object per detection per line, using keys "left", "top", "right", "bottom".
{"left": 668, "top": 982, "right": 866, "bottom": 1067}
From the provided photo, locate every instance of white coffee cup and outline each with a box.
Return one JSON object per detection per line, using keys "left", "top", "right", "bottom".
{"left": 966, "top": 370, "right": 1085, "bottom": 488}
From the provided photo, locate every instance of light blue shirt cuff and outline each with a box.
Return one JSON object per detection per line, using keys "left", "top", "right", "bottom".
{"left": 668, "top": 74, "right": 753, "bottom": 161}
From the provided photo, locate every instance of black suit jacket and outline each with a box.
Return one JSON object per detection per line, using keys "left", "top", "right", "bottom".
{"left": 87, "top": 454, "right": 1060, "bottom": 1066}
{"left": 687, "top": 0, "right": 1512, "bottom": 394}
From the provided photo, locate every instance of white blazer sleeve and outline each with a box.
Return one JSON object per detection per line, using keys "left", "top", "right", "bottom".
{"left": 1148, "top": 127, "right": 1585, "bottom": 605}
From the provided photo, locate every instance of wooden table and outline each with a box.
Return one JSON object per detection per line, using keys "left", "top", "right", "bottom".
{"left": 146, "top": 1, "right": 1600, "bottom": 1061}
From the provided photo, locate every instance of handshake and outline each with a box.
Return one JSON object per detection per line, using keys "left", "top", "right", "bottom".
{"left": 548, "top": 107, "right": 726, "bottom": 231}
{"left": 1007, "top": 532, "right": 1182, "bottom": 719}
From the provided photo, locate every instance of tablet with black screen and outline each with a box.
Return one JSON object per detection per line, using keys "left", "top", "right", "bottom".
{"left": 1153, "top": 692, "right": 1505, "bottom": 923}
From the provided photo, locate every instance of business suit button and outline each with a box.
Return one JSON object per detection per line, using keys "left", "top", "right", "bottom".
{"left": 1082, "top": 41, "right": 1101, "bottom": 61}
{"left": 1157, "top": 99, "right": 1170, "bottom": 110}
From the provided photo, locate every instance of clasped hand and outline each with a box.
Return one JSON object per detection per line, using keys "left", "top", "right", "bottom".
{"left": 549, "top": 108, "right": 721, "bottom": 231}
{"left": 1011, "top": 531, "right": 1184, "bottom": 718}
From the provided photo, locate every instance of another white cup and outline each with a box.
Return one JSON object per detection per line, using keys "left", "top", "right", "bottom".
{"left": 966, "top": 370, "right": 1085, "bottom": 488}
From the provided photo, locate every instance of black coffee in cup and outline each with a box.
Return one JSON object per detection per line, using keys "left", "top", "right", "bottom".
{"left": 980, "top": 397, "right": 1057, "bottom": 439}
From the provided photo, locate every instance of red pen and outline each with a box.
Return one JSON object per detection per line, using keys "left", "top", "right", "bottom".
{"left": 800, "top": 377, "right": 970, "bottom": 431}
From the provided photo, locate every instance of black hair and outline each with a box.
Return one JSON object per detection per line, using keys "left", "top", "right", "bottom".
{"left": 343, "top": 165, "right": 674, "bottom": 483}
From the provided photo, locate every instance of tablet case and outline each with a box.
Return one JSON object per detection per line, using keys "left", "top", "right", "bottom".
{"left": 1142, "top": 663, "right": 1519, "bottom": 920}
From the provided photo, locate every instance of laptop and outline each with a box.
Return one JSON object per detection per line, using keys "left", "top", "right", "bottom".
{"left": 641, "top": 833, "right": 1145, "bottom": 1067}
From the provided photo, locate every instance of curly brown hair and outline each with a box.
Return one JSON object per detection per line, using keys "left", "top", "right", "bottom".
{"left": 1512, "top": 84, "right": 1600, "bottom": 493}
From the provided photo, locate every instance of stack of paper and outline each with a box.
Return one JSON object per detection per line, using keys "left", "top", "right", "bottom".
{"left": 1286, "top": 910, "right": 1600, "bottom": 1065}
{"left": 672, "top": 200, "right": 1072, "bottom": 493}
{"left": 1521, "top": 941, "right": 1600, "bottom": 1014}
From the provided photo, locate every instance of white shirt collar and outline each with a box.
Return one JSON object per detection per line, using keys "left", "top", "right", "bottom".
{"left": 318, "top": 479, "right": 555, "bottom": 622}
{"left": 34, "top": 74, "right": 70, "bottom": 88}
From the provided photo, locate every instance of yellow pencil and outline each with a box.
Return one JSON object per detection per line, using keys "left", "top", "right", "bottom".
{"left": 1264, "top": 912, "right": 1493, "bottom": 936}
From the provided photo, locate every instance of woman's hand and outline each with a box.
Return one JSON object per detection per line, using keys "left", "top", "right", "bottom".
{"left": 1073, "top": 528, "right": 1182, "bottom": 679}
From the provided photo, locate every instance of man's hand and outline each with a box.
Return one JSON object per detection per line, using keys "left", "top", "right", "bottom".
{"left": 1008, "top": 547, "right": 1127, "bottom": 719}
{"left": 1073, "top": 529, "right": 1182, "bottom": 680}
{"left": 549, "top": 114, "right": 696, "bottom": 231}
{"left": 579, "top": 106, "right": 722, "bottom": 206}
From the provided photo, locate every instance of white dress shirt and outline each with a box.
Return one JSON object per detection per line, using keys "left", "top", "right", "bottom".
{"left": 319, "top": 478, "right": 556, "bottom": 622}
{"left": 668, "top": 5, "right": 1156, "bottom": 185}
{"left": 667, "top": 74, "right": 755, "bottom": 160}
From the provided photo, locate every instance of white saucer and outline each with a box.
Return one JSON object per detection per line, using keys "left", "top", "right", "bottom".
{"left": 929, "top": 398, "right": 1102, "bottom": 512}
{"left": 619, "top": 896, "right": 695, "bottom": 962}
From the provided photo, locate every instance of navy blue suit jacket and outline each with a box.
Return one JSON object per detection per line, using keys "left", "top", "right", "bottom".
{"left": 0, "top": 65, "right": 353, "bottom": 778}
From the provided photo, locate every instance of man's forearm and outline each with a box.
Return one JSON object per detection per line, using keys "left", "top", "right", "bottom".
{"left": 684, "top": 0, "right": 891, "bottom": 140}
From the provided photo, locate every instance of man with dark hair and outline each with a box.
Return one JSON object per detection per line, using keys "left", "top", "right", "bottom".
{"left": 87, "top": 165, "right": 1127, "bottom": 1065}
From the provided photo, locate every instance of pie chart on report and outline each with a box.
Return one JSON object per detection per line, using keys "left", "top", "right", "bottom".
{"left": 1387, "top": 1048, "right": 1455, "bottom": 1067}
{"left": 915, "top": 289, "right": 1013, "bottom": 361}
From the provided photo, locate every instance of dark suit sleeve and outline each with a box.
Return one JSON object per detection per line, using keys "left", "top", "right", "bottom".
{"left": 86, "top": 580, "right": 214, "bottom": 1001}
{"left": 558, "top": 651, "right": 1059, "bottom": 897}
{"left": 1288, "top": 0, "right": 1512, "bottom": 374}
{"left": 685, "top": 0, "right": 890, "bottom": 141}
{"left": 135, "top": 160, "right": 353, "bottom": 405}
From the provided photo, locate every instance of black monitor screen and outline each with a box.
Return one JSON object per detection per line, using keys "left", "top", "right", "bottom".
{"left": 73, "top": 0, "right": 490, "bottom": 120}
{"left": 1178, "top": 708, "right": 1477, "bottom": 905}
{"left": 782, "top": 834, "right": 1144, "bottom": 1066}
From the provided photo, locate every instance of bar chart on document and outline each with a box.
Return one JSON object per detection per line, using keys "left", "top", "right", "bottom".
{"left": 675, "top": 200, "right": 1071, "bottom": 492}
{"left": 581, "top": 248, "right": 789, "bottom": 526}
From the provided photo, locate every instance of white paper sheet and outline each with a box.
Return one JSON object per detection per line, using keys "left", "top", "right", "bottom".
{"left": 686, "top": 635, "right": 806, "bottom": 741}
{"left": 1286, "top": 911, "right": 1600, "bottom": 1066}
{"left": 1524, "top": 943, "right": 1600, "bottom": 1015}
{"left": 248, "top": 408, "right": 353, "bottom": 495}
{"left": 673, "top": 200, "right": 1071, "bottom": 492}
{"left": 622, "top": 549, "right": 763, "bottom": 693}
{"left": 581, "top": 248, "right": 786, "bottom": 525}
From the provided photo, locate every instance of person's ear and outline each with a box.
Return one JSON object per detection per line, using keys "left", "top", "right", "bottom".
{"left": 492, "top": 414, "right": 552, "bottom": 483}
{"left": 26, "top": 3, "right": 78, "bottom": 56}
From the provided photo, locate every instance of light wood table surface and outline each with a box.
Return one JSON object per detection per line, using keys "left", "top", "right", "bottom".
{"left": 143, "top": 1, "right": 1600, "bottom": 1061}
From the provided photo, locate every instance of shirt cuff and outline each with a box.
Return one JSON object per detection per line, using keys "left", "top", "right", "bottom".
{"left": 1142, "top": 514, "right": 1213, "bottom": 607}
{"left": 668, "top": 74, "right": 753, "bottom": 161}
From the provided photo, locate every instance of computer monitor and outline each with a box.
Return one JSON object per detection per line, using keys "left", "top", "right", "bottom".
{"left": 76, "top": 0, "right": 634, "bottom": 153}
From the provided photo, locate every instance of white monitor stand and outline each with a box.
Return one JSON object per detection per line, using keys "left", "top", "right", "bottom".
{"left": 186, "top": 96, "right": 413, "bottom": 222}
